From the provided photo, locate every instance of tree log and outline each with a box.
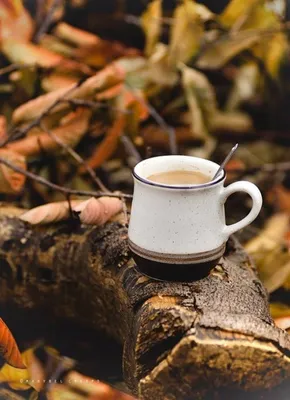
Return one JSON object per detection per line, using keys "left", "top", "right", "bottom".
{"left": 0, "top": 215, "right": 290, "bottom": 399}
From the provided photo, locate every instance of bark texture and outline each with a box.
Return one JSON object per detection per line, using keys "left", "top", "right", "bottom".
{"left": 0, "top": 215, "right": 290, "bottom": 399}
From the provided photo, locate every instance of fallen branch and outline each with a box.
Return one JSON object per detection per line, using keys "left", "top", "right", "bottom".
{"left": 0, "top": 217, "right": 289, "bottom": 399}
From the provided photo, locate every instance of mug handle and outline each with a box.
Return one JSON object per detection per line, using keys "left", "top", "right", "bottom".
{"left": 220, "top": 181, "right": 263, "bottom": 239}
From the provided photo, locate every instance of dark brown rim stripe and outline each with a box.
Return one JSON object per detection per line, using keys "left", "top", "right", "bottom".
{"left": 129, "top": 240, "right": 226, "bottom": 264}
{"left": 133, "top": 168, "right": 226, "bottom": 190}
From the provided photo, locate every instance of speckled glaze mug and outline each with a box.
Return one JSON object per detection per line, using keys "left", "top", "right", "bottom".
{"left": 128, "top": 155, "right": 262, "bottom": 281}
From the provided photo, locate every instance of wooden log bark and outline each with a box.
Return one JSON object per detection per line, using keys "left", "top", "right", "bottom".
{"left": 0, "top": 215, "right": 290, "bottom": 399}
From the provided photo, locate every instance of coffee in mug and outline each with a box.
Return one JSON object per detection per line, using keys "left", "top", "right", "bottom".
{"left": 128, "top": 155, "right": 263, "bottom": 282}
{"left": 147, "top": 170, "right": 210, "bottom": 185}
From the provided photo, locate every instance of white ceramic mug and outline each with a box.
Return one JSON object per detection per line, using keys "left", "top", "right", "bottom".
{"left": 128, "top": 155, "right": 262, "bottom": 266}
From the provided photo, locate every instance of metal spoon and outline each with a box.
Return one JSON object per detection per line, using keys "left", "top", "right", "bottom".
{"left": 212, "top": 143, "right": 239, "bottom": 181}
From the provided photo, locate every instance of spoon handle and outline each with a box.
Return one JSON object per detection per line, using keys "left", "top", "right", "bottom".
{"left": 212, "top": 143, "right": 239, "bottom": 181}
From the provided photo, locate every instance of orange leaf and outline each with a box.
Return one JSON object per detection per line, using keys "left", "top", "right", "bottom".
{"left": 267, "top": 185, "right": 290, "bottom": 213}
{"left": 123, "top": 89, "right": 149, "bottom": 121}
{"left": 0, "top": 115, "right": 7, "bottom": 141}
{"left": 13, "top": 63, "right": 125, "bottom": 124}
{"left": 74, "top": 197, "right": 122, "bottom": 225}
{"left": 0, "top": 149, "right": 26, "bottom": 193}
{"left": 42, "top": 74, "right": 79, "bottom": 92}
{"left": 274, "top": 316, "right": 290, "bottom": 331}
{"left": 95, "top": 83, "right": 124, "bottom": 100}
{"left": 0, "top": 319, "right": 25, "bottom": 369}
{"left": 0, "top": 0, "right": 33, "bottom": 42}
{"left": 20, "top": 197, "right": 122, "bottom": 225}
{"left": 84, "top": 115, "right": 126, "bottom": 170}
{"left": 54, "top": 22, "right": 101, "bottom": 48}
{"left": 8, "top": 108, "right": 91, "bottom": 157}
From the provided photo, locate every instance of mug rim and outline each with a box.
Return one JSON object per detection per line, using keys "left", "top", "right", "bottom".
{"left": 133, "top": 155, "right": 226, "bottom": 190}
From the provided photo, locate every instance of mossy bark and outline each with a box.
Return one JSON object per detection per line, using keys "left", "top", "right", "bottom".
{"left": 0, "top": 216, "right": 289, "bottom": 399}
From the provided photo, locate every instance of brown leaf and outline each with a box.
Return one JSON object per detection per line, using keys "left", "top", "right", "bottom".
{"left": 95, "top": 83, "right": 124, "bottom": 100}
{"left": 0, "top": 149, "right": 26, "bottom": 194}
{"left": 74, "top": 197, "right": 122, "bottom": 225}
{"left": 85, "top": 115, "right": 126, "bottom": 170}
{"left": 0, "top": 115, "right": 7, "bottom": 141}
{"left": 8, "top": 108, "right": 91, "bottom": 157}
{"left": 267, "top": 184, "right": 290, "bottom": 213}
{"left": 41, "top": 73, "right": 79, "bottom": 92}
{"left": 54, "top": 22, "right": 101, "bottom": 48}
{"left": 2, "top": 39, "right": 63, "bottom": 67}
{"left": 13, "top": 63, "right": 125, "bottom": 124}
{"left": 274, "top": 316, "right": 290, "bottom": 331}
{"left": 20, "top": 197, "right": 122, "bottom": 225}
{"left": 263, "top": 260, "right": 290, "bottom": 294}
{"left": 196, "top": 30, "right": 261, "bottom": 70}
{"left": 0, "top": 319, "right": 25, "bottom": 369}
{"left": 0, "top": 0, "right": 33, "bottom": 42}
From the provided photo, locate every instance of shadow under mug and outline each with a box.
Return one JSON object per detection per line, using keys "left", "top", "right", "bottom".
{"left": 128, "top": 155, "right": 263, "bottom": 281}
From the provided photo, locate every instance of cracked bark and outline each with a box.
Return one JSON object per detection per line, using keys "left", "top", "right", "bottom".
{"left": 0, "top": 215, "right": 289, "bottom": 399}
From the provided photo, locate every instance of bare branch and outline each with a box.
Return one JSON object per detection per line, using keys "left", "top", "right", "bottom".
{"left": 0, "top": 155, "right": 132, "bottom": 199}
{"left": 34, "top": 0, "right": 63, "bottom": 43}
{"left": 40, "top": 122, "right": 108, "bottom": 192}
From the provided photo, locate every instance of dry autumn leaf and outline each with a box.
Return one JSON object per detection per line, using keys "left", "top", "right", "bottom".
{"left": 41, "top": 73, "right": 79, "bottom": 92}
{"left": 63, "top": 371, "right": 136, "bottom": 400}
{"left": 85, "top": 115, "right": 126, "bottom": 170}
{"left": 20, "top": 197, "right": 122, "bottom": 225}
{"left": 0, "top": 0, "right": 33, "bottom": 43}
{"left": 196, "top": 30, "right": 261, "bottom": 70}
{"left": 180, "top": 64, "right": 217, "bottom": 139}
{"left": 12, "top": 63, "right": 125, "bottom": 124}
{"left": 54, "top": 22, "right": 100, "bottom": 48}
{"left": 141, "top": 0, "right": 161, "bottom": 57}
{"left": 0, "top": 319, "right": 25, "bottom": 370}
{"left": 0, "top": 115, "right": 7, "bottom": 141}
{"left": 0, "top": 149, "right": 26, "bottom": 194}
{"left": 168, "top": 0, "right": 204, "bottom": 66}
{"left": 8, "top": 108, "right": 91, "bottom": 157}
{"left": 274, "top": 316, "right": 290, "bottom": 332}
{"left": 267, "top": 184, "right": 290, "bottom": 213}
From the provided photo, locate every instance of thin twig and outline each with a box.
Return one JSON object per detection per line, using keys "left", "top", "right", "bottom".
{"left": 120, "top": 135, "right": 142, "bottom": 168}
{"left": 66, "top": 99, "right": 132, "bottom": 115}
{"left": 40, "top": 122, "right": 109, "bottom": 192}
{"left": 0, "top": 81, "right": 82, "bottom": 148}
{"left": 125, "top": 84, "right": 178, "bottom": 154}
{"left": 0, "top": 155, "right": 132, "bottom": 199}
{"left": 0, "top": 64, "right": 32, "bottom": 77}
{"left": 226, "top": 162, "right": 290, "bottom": 176}
{"left": 34, "top": 0, "right": 63, "bottom": 43}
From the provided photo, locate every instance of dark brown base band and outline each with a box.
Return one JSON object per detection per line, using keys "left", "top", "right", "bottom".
{"left": 132, "top": 253, "right": 221, "bottom": 282}
{"left": 128, "top": 240, "right": 226, "bottom": 265}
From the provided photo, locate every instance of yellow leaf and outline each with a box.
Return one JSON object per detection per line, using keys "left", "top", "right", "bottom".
{"left": 220, "top": 0, "right": 264, "bottom": 28}
{"left": 168, "top": 0, "right": 204, "bottom": 65}
{"left": 180, "top": 64, "right": 217, "bottom": 139}
{"left": 141, "top": 0, "right": 161, "bottom": 56}
{"left": 264, "top": 32, "right": 288, "bottom": 77}
{"left": 196, "top": 30, "right": 261, "bottom": 69}
{"left": 0, "top": 349, "right": 32, "bottom": 390}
